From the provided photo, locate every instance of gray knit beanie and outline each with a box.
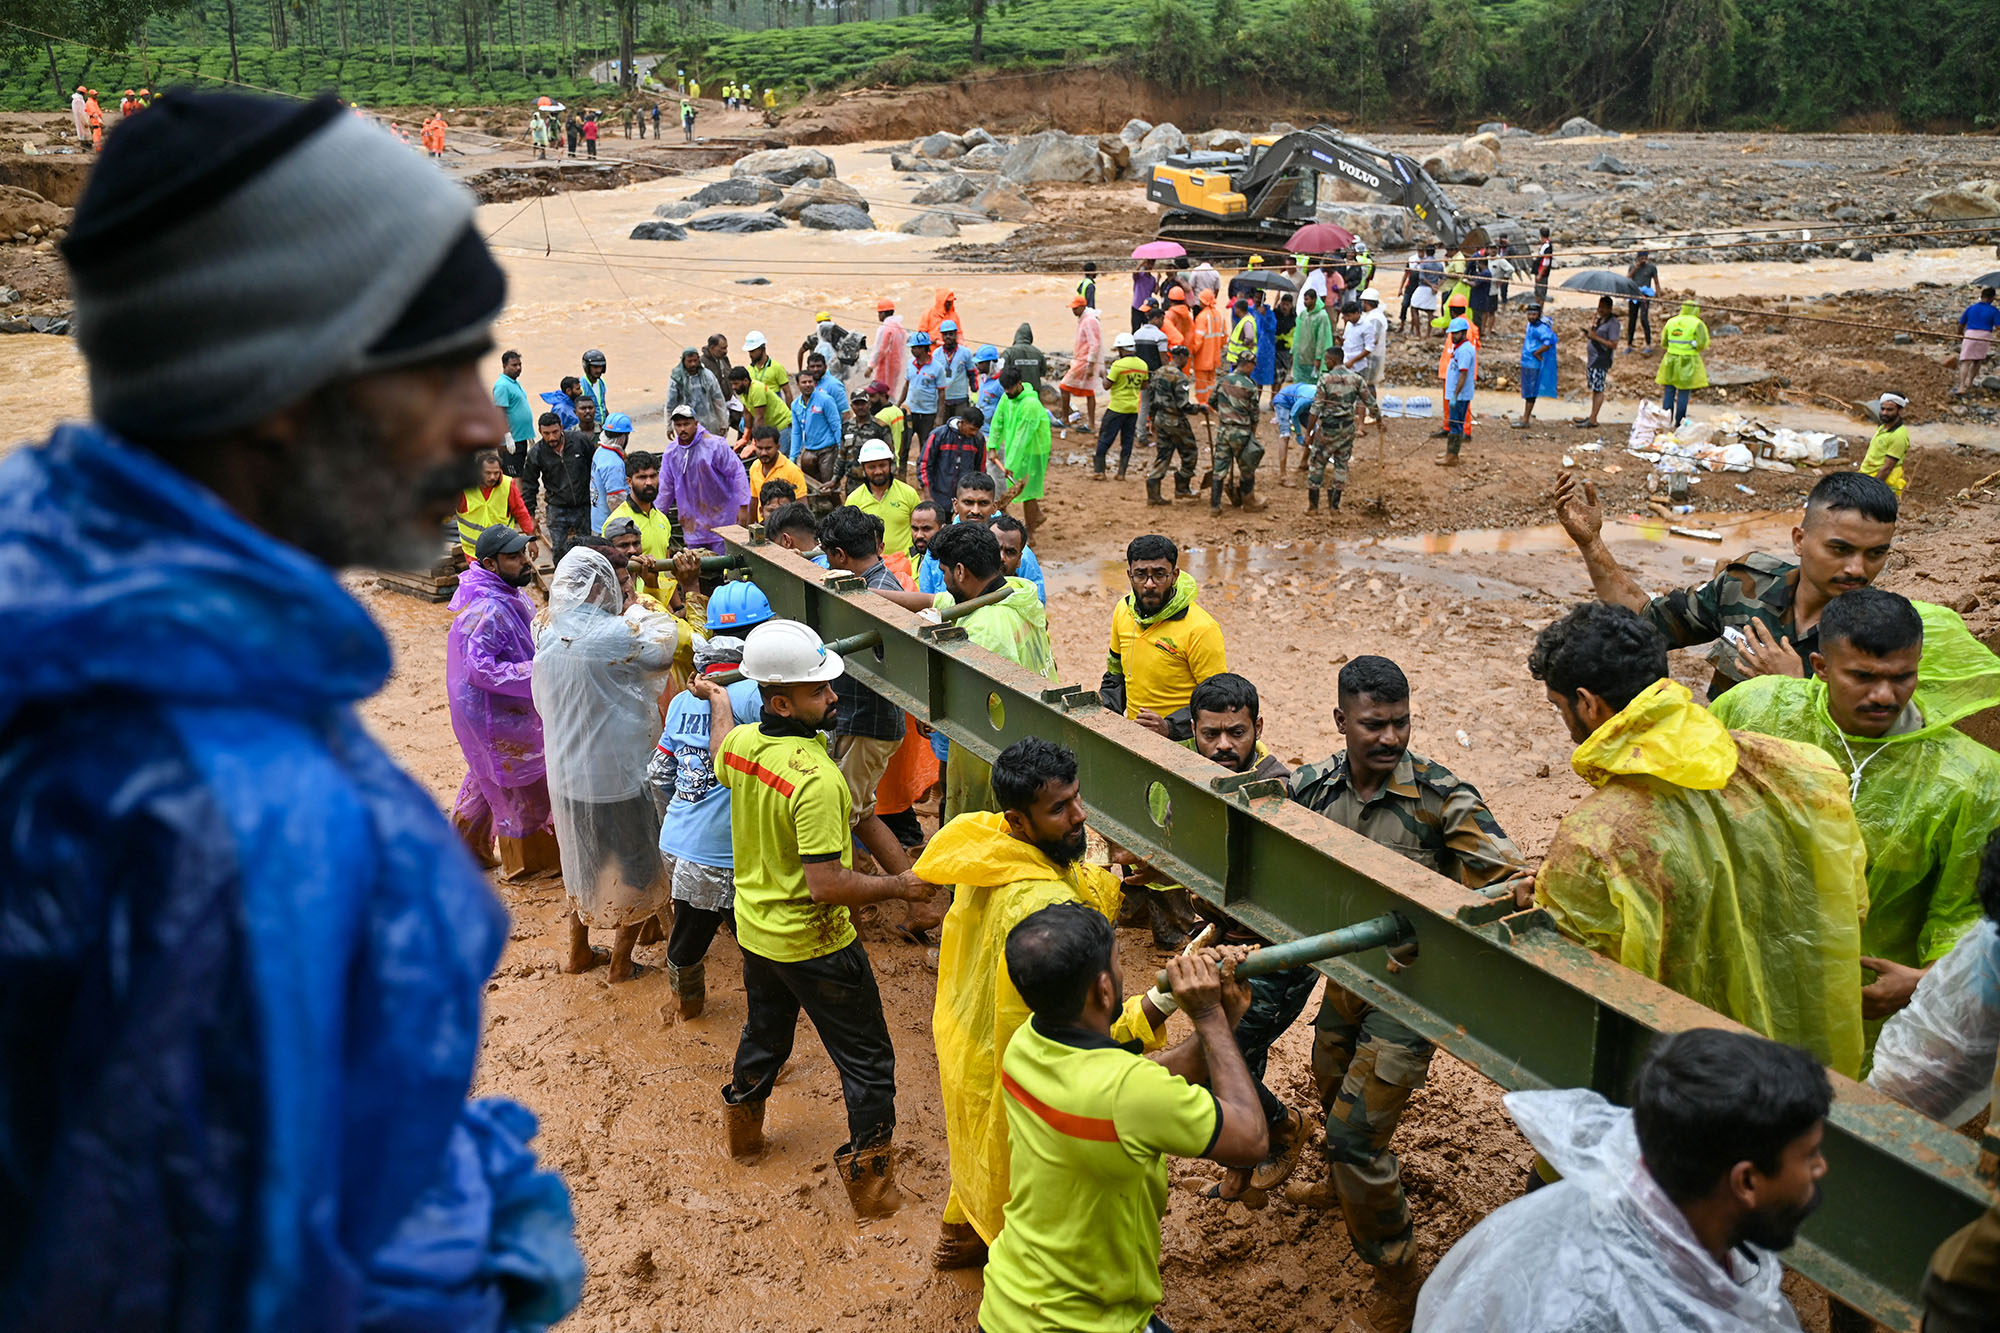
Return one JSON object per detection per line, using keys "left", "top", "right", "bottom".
{"left": 62, "top": 91, "right": 504, "bottom": 441}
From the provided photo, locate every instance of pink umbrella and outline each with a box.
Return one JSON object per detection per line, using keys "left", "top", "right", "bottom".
{"left": 1286, "top": 222, "right": 1357, "bottom": 254}
{"left": 1132, "top": 240, "right": 1187, "bottom": 260}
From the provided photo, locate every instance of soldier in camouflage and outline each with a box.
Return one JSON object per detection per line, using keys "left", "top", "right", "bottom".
{"left": 1287, "top": 656, "right": 1527, "bottom": 1324}
{"left": 1303, "top": 349, "right": 1385, "bottom": 515}
{"left": 1210, "top": 350, "right": 1270, "bottom": 514}
{"left": 1144, "top": 343, "right": 1206, "bottom": 507}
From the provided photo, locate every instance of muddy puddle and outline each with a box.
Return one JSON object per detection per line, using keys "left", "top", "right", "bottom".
{"left": 1047, "top": 510, "right": 1797, "bottom": 604}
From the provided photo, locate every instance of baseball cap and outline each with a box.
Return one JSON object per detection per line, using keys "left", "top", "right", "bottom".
{"left": 474, "top": 525, "right": 531, "bottom": 559}
{"left": 669, "top": 404, "right": 696, "bottom": 419}
{"left": 857, "top": 440, "right": 894, "bottom": 464}
{"left": 602, "top": 516, "right": 640, "bottom": 539}
{"left": 865, "top": 379, "right": 890, "bottom": 396}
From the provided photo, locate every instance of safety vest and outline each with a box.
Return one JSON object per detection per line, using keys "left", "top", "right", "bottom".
{"left": 1662, "top": 314, "right": 1703, "bottom": 356}
{"left": 1226, "top": 313, "right": 1257, "bottom": 363}
{"left": 456, "top": 478, "right": 519, "bottom": 553}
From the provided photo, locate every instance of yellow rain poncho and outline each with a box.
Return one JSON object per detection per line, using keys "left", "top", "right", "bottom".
{"left": 916, "top": 811, "right": 1164, "bottom": 1244}
{"left": 1709, "top": 603, "right": 2000, "bottom": 971}
{"left": 1535, "top": 679, "right": 1869, "bottom": 1077}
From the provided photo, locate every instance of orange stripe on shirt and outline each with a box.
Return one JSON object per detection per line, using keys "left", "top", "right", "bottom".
{"left": 1002, "top": 1071, "right": 1118, "bottom": 1143}
{"left": 724, "top": 750, "right": 797, "bottom": 798}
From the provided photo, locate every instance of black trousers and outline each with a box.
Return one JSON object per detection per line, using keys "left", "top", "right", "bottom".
{"left": 902, "top": 411, "right": 935, "bottom": 469}
{"left": 1627, "top": 299, "right": 1652, "bottom": 345}
{"left": 544, "top": 504, "right": 591, "bottom": 561}
{"left": 879, "top": 809, "right": 924, "bottom": 847}
{"left": 730, "top": 938, "right": 897, "bottom": 1151}
{"left": 666, "top": 903, "right": 730, "bottom": 968}
{"left": 1095, "top": 410, "right": 1137, "bottom": 470}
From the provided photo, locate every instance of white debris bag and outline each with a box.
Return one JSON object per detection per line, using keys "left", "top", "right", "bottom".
{"left": 1628, "top": 401, "right": 1672, "bottom": 452}
{"left": 1869, "top": 919, "right": 2000, "bottom": 1126}
{"left": 1401, "top": 394, "right": 1436, "bottom": 419}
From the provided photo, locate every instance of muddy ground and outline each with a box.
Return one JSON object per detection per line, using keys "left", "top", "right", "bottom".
{"left": 4, "top": 79, "right": 1999, "bottom": 1331}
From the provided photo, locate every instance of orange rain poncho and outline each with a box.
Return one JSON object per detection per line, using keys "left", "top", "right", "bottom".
{"left": 920, "top": 288, "right": 959, "bottom": 342}
{"left": 1535, "top": 679, "right": 1869, "bottom": 1077}
{"left": 917, "top": 811, "right": 1165, "bottom": 1243}
{"left": 1190, "top": 291, "right": 1228, "bottom": 403}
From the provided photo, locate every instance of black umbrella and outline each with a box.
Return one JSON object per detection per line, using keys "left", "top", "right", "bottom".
{"left": 1228, "top": 271, "right": 1299, "bottom": 295}
{"left": 1559, "top": 270, "right": 1646, "bottom": 298}
{"left": 1971, "top": 270, "right": 2000, "bottom": 287}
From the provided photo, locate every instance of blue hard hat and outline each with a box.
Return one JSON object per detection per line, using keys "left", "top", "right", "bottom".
{"left": 1447, "top": 317, "right": 1471, "bottom": 333}
{"left": 908, "top": 330, "right": 933, "bottom": 347}
{"left": 707, "top": 580, "right": 774, "bottom": 632}
{"left": 604, "top": 412, "right": 633, "bottom": 434}
{"left": 939, "top": 319, "right": 958, "bottom": 333}
{"left": 974, "top": 344, "right": 999, "bottom": 362}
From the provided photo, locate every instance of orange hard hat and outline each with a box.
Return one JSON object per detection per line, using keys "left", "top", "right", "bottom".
{"left": 876, "top": 298, "right": 894, "bottom": 312}
{"left": 1069, "top": 294, "right": 1087, "bottom": 309}
{"left": 1167, "top": 286, "right": 1186, "bottom": 301}
{"left": 123, "top": 89, "right": 134, "bottom": 96}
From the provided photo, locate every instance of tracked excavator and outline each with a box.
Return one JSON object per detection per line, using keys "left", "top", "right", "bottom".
{"left": 1146, "top": 126, "right": 1489, "bottom": 255}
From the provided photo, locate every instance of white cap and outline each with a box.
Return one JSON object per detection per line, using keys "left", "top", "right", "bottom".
{"left": 857, "top": 439, "right": 895, "bottom": 464}
{"left": 740, "top": 619, "right": 845, "bottom": 685}
{"left": 1112, "top": 332, "right": 1136, "bottom": 350}
{"left": 744, "top": 330, "right": 767, "bottom": 351}
{"left": 1361, "top": 287, "right": 1382, "bottom": 303}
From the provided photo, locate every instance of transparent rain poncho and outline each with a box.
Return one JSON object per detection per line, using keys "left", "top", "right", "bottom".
{"left": 1869, "top": 920, "right": 2000, "bottom": 1126}
{"left": 532, "top": 549, "right": 679, "bottom": 927}
{"left": 1416, "top": 1089, "right": 1802, "bottom": 1332}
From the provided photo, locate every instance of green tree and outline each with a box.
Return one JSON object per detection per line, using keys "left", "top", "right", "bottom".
{"left": 1, "top": 0, "right": 197, "bottom": 96}
{"left": 1418, "top": 0, "right": 1483, "bottom": 121}
{"left": 1645, "top": 0, "right": 1736, "bottom": 125}
{"left": 929, "top": 0, "right": 995, "bottom": 60}
{"left": 1135, "top": 0, "right": 1207, "bottom": 90}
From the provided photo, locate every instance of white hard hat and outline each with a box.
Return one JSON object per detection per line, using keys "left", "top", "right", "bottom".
{"left": 1112, "top": 332, "right": 1136, "bottom": 350}
{"left": 744, "top": 330, "right": 767, "bottom": 351}
{"left": 740, "top": 619, "right": 845, "bottom": 685}
{"left": 1361, "top": 287, "right": 1382, "bottom": 303}
{"left": 857, "top": 439, "right": 895, "bottom": 464}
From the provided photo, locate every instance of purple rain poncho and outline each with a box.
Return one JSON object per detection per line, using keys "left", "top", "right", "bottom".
{"left": 447, "top": 563, "right": 551, "bottom": 839}
{"left": 658, "top": 425, "right": 751, "bottom": 554}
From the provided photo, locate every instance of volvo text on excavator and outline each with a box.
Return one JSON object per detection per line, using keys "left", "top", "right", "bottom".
{"left": 1147, "top": 126, "right": 1489, "bottom": 256}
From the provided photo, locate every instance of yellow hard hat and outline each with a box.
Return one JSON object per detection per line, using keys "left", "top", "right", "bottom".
{"left": 1247, "top": 254, "right": 1264, "bottom": 268}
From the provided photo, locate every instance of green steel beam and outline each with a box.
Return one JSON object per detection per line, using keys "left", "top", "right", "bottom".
{"left": 721, "top": 526, "right": 1988, "bottom": 1330}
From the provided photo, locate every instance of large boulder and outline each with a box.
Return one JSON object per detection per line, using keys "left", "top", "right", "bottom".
{"left": 1420, "top": 133, "right": 1500, "bottom": 186}
{"left": 729, "top": 146, "right": 835, "bottom": 186}
{"left": 912, "top": 172, "right": 980, "bottom": 205}
{"left": 800, "top": 203, "right": 875, "bottom": 231}
{"left": 1001, "top": 130, "right": 1114, "bottom": 184}
{"left": 970, "top": 178, "right": 1034, "bottom": 222}
{"left": 1127, "top": 122, "right": 1190, "bottom": 177}
{"left": 687, "top": 211, "right": 788, "bottom": 234}
{"left": 961, "top": 143, "right": 1008, "bottom": 170}
{"left": 689, "top": 176, "right": 783, "bottom": 206}
{"left": 1552, "top": 115, "right": 1607, "bottom": 138}
{"left": 899, "top": 209, "right": 963, "bottom": 237}
{"left": 769, "top": 177, "right": 869, "bottom": 219}
{"left": 1200, "top": 128, "right": 1249, "bottom": 152}
{"left": 629, "top": 220, "right": 688, "bottom": 241}
{"left": 1914, "top": 179, "right": 2000, "bottom": 221}
{"left": 1097, "top": 135, "right": 1131, "bottom": 174}
{"left": 1118, "top": 117, "right": 1154, "bottom": 146}
{"left": 890, "top": 152, "right": 951, "bottom": 173}
{"left": 653, "top": 200, "right": 700, "bottom": 219}
{"left": 962, "top": 126, "right": 1001, "bottom": 149}
{"left": 917, "top": 132, "right": 966, "bottom": 159}
{"left": 1317, "top": 202, "right": 1410, "bottom": 250}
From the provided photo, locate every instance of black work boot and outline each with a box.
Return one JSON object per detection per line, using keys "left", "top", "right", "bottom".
{"left": 1210, "top": 477, "right": 1225, "bottom": 514}
{"left": 1307, "top": 487, "right": 1320, "bottom": 512}
{"left": 1240, "top": 478, "right": 1268, "bottom": 512}
{"left": 1174, "top": 474, "right": 1194, "bottom": 500}
{"left": 1327, "top": 486, "right": 1343, "bottom": 512}
{"left": 1146, "top": 477, "right": 1169, "bottom": 506}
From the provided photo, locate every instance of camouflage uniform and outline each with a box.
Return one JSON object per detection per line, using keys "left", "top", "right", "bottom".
{"left": 1145, "top": 363, "right": 1201, "bottom": 486}
{"left": 1306, "top": 364, "right": 1377, "bottom": 491}
{"left": 1641, "top": 551, "right": 1818, "bottom": 695}
{"left": 1211, "top": 369, "right": 1265, "bottom": 490}
{"left": 1289, "top": 748, "right": 1527, "bottom": 1267}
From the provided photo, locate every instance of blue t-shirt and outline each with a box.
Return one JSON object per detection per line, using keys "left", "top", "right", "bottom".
{"left": 819, "top": 375, "right": 852, "bottom": 417}
{"left": 656, "top": 679, "right": 765, "bottom": 867}
{"left": 918, "top": 541, "right": 1045, "bottom": 602}
{"left": 906, "top": 358, "right": 944, "bottom": 413}
{"left": 1963, "top": 301, "right": 1999, "bottom": 333}
{"left": 493, "top": 373, "right": 533, "bottom": 443}
{"left": 936, "top": 345, "right": 977, "bottom": 402}
{"left": 789, "top": 388, "right": 842, "bottom": 458}
{"left": 589, "top": 444, "right": 628, "bottom": 532}
{"left": 976, "top": 375, "right": 1005, "bottom": 424}
{"left": 1447, "top": 341, "right": 1478, "bottom": 400}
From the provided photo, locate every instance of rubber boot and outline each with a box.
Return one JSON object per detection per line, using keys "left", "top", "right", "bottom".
{"left": 1146, "top": 477, "right": 1169, "bottom": 506}
{"left": 1209, "top": 476, "right": 1224, "bottom": 515}
{"left": 835, "top": 1139, "right": 905, "bottom": 1219}
{"left": 1326, "top": 486, "right": 1342, "bottom": 512}
{"left": 1116, "top": 455, "right": 1129, "bottom": 480}
{"left": 1240, "top": 477, "right": 1269, "bottom": 512}
{"left": 1307, "top": 487, "right": 1320, "bottom": 512}
{"left": 668, "top": 960, "right": 705, "bottom": 1020}
{"left": 723, "top": 1096, "right": 765, "bottom": 1161}
{"left": 1147, "top": 889, "right": 1188, "bottom": 950}
{"left": 1174, "top": 474, "right": 1196, "bottom": 501}
{"left": 932, "top": 1221, "right": 989, "bottom": 1271}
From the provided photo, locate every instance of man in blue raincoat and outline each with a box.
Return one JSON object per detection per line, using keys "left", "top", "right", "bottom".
{"left": 1516, "top": 300, "right": 1559, "bottom": 428}
{"left": 1253, "top": 291, "right": 1279, "bottom": 395}
{"left": 0, "top": 90, "right": 581, "bottom": 1331}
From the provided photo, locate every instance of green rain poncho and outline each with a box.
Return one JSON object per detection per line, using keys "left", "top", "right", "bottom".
{"left": 1535, "top": 679, "right": 1869, "bottom": 1077}
{"left": 1710, "top": 602, "right": 2000, "bottom": 973}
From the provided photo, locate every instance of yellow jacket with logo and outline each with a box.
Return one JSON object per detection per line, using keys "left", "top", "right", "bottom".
{"left": 1104, "top": 571, "right": 1228, "bottom": 718}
